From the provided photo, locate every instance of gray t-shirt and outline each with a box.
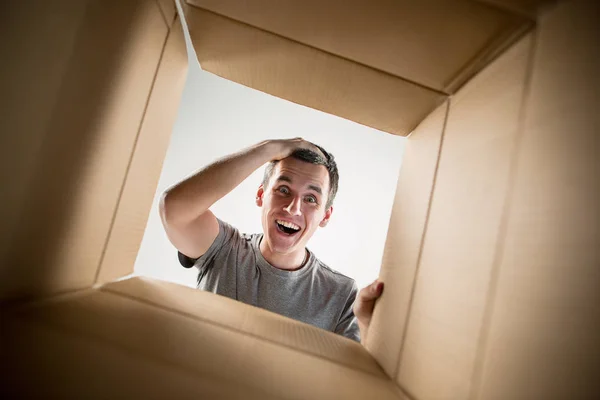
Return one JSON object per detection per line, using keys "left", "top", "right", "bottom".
{"left": 178, "top": 219, "right": 360, "bottom": 342}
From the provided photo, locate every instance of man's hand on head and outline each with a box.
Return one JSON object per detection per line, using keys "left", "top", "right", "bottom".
{"left": 353, "top": 279, "right": 384, "bottom": 344}
{"left": 270, "top": 138, "right": 326, "bottom": 161}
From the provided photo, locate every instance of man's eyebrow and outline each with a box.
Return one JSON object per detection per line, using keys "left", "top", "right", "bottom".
{"left": 276, "top": 175, "right": 292, "bottom": 183}
{"left": 308, "top": 185, "right": 322, "bottom": 195}
{"left": 276, "top": 175, "right": 322, "bottom": 195}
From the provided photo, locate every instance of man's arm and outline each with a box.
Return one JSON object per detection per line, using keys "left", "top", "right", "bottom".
{"left": 353, "top": 280, "right": 384, "bottom": 345}
{"left": 159, "top": 138, "right": 314, "bottom": 259}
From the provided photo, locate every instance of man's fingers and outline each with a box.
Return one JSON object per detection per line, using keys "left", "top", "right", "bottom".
{"left": 358, "top": 280, "right": 384, "bottom": 301}
{"left": 354, "top": 280, "right": 384, "bottom": 328}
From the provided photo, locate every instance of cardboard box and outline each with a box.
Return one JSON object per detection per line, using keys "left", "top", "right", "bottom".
{"left": 1, "top": 0, "right": 598, "bottom": 398}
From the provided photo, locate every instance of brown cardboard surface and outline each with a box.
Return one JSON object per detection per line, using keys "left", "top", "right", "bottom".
{"left": 185, "top": 6, "right": 445, "bottom": 137}
{"left": 0, "top": 1, "right": 168, "bottom": 302}
{"left": 2, "top": 0, "right": 598, "bottom": 398}
{"left": 475, "top": 1, "right": 600, "bottom": 398}
{"left": 366, "top": 102, "right": 448, "bottom": 378}
{"left": 397, "top": 34, "right": 531, "bottom": 399}
{"left": 102, "top": 277, "right": 384, "bottom": 376}
{"left": 96, "top": 19, "right": 188, "bottom": 284}
{"left": 475, "top": 0, "right": 555, "bottom": 16}
{"left": 0, "top": 1, "right": 88, "bottom": 291}
{"left": 187, "top": 0, "right": 528, "bottom": 92}
{"left": 2, "top": 277, "right": 405, "bottom": 399}
{"left": 1, "top": 304, "right": 272, "bottom": 399}
{"left": 156, "top": 0, "right": 177, "bottom": 25}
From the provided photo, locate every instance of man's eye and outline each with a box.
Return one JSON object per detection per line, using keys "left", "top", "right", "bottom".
{"left": 305, "top": 196, "right": 317, "bottom": 204}
{"left": 278, "top": 187, "right": 290, "bottom": 194}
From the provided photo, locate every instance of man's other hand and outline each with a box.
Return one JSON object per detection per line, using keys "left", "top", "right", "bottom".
{"left": 353, "top": 279, "right": 384, "bottom": 344}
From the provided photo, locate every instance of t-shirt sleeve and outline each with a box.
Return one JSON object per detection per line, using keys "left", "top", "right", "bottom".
{"left": 334, "top": 281, "right": 361, "bottom": 342}
{"left": 177, "top": 218, "right": 238, "bottom": 270}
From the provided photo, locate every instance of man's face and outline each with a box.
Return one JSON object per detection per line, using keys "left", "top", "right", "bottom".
{"left": 256, "top": 157, "right": 333, "bottom": 256}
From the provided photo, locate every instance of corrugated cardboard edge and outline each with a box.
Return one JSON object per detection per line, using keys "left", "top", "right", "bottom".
{"left": 94, "top": 17, "right": 189, "bottom": 284}
{"left": 366, "top": 101, "right": 449, "bottom": 378}
{"left": 101, "top": 277, "right": 386, "bottom": 377}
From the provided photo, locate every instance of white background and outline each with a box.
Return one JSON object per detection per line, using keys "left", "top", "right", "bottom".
{"left": 133, "top": 54, "right": 405, "bottom": 290}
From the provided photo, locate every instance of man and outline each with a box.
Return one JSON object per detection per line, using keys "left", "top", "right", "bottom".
{"left": 159, "top": 138, "right": 383, "bottom": 343}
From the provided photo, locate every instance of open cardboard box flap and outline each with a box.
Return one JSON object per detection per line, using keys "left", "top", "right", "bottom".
{"left": 1, "top": 0, "right": 599, "bottom": 399}
{"left": 2, "top": 276, "right": 401, "bottom": 399}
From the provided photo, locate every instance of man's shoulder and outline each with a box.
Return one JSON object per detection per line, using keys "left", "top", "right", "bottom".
{"left": 240, "top": 232, "right": 258, "bottom": 241}
{"left": 217, "top": 219, "right": 258, "bottom": 245}
{"left": 313, "top": 257, "right": 357, "bottom": 292}
{"left": 240, "top": 232, "right": 261, "bottom": 248}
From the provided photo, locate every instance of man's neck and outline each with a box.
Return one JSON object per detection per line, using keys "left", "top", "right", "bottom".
{"left": 259, "top": 238, "right": 307, "bottom": 271}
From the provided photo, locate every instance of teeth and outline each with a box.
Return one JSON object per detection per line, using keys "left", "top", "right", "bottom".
{"left": 276, "top": 219, "right": 300, "bottom": 230}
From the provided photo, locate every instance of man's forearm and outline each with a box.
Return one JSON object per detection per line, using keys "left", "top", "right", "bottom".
{"left": 161, "top": 140, "right": 284, "bottom": 225}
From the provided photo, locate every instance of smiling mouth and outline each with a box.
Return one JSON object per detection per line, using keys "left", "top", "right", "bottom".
{"left": 275, "top": 219, "right": 301, "bottom": 235}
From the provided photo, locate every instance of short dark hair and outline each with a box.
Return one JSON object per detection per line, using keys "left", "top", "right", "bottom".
{"left": 262, "top": 144, "right": 339, "bottom": 209}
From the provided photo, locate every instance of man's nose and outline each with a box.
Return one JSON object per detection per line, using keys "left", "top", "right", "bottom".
{"left": 284, "top": 196, "right": 302, "bottom": 216}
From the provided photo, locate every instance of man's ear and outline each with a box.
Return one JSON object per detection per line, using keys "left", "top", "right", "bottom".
{"left": 319, "top": 206, "right": 333, "bottom": 227}
{"left": 256, "top": 185, "right": 265, "bottom": 207}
